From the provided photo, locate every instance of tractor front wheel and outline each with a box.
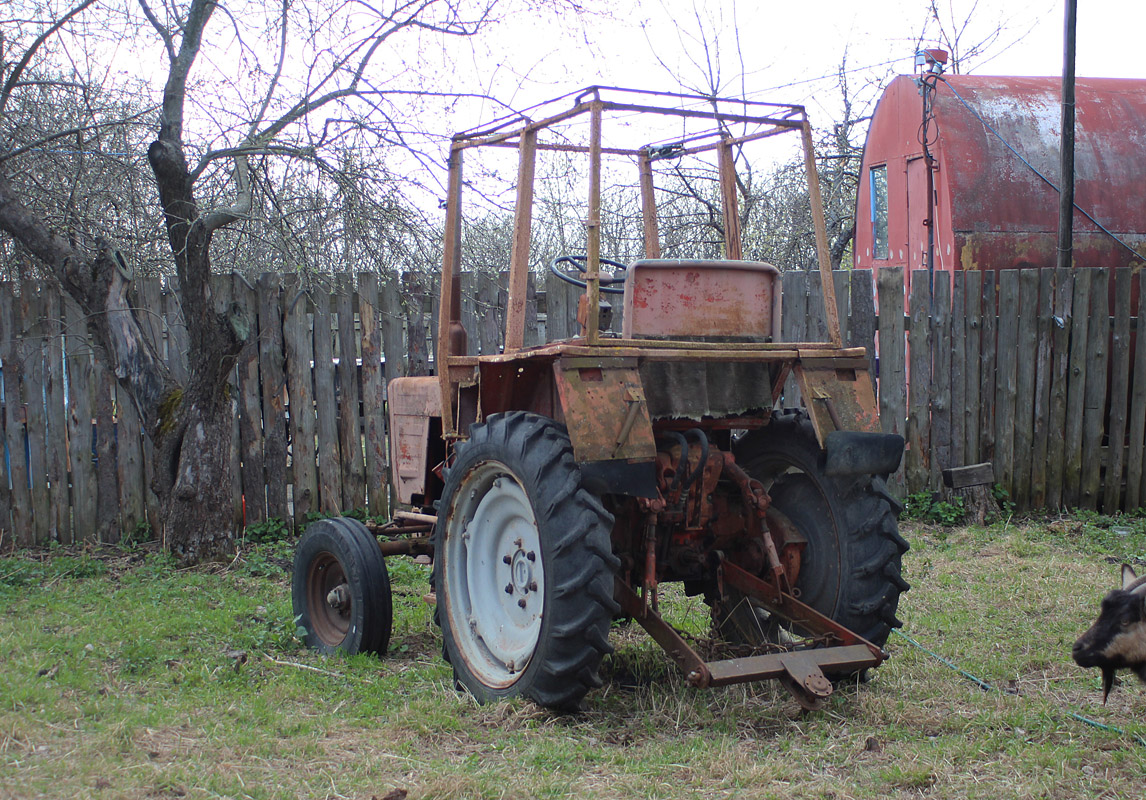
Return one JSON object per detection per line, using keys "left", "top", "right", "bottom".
{"left": 292, "top": 517, "right": 393, "bottom": 656}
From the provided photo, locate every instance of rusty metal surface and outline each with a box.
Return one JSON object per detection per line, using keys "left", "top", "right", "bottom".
{"left": 720, "top": 560, "right": 886, "bottom": 661}
{"left": 857, "top": 74, "right": 1146, "bottom": 273}
{"left": 614, "top": 577, "right": 712, "bottom": 687}
{"left": 621, "top": 260, "right": 780, "bottom": 340}
{"left": 553, "top": 358, "right": 656, "bottom": 462}
{"left": 387, "top": 377, "right": 441, "bottom": 505}
{"left": 705, "top": 645, "right": 878, "bottom": 687}
{"left": 794, "top": 363, "right": 881, "bottom": 441}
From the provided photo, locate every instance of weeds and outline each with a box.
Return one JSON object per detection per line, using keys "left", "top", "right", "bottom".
{"left": 2, "top": 514, "right": 1145, "bottom": 799}
{"left": 903, "top": 491, "right": 966, "bottom": 525}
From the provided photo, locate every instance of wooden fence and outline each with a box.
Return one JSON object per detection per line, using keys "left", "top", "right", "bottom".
{"left": 0, "top": 266, "right": 1140, "bottom": 546}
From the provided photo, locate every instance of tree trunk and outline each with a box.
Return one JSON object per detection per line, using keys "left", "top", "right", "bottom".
{"left": 162, "top": 395, "right": 237, "bottom": 562}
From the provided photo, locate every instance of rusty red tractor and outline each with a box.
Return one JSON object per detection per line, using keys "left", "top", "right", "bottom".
{"left": 291, "top": 88, "right": 909, "bottom": 711}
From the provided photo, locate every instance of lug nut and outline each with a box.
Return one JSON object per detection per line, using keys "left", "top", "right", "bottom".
{"left": 526, "top": 551, "right": 536, "bottom": 561}
{"left": 517, "top": 598, "right": 527, "bottom": 609}
{"left": 504, "top": 583, "right": 514, "bottom": 595}
{"left": 528, "top": 580, "right": 538, "bottom": 592}
{"left": 503, "top": 555, "right": 512, "bottom": 564}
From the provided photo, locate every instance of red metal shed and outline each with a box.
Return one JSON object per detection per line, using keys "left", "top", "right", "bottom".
{"left": 854, "top": 74, "right": 1146, "bottom": 280}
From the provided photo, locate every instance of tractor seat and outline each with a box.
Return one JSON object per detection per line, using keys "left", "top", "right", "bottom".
{"left": 620, "top": 259, "right": 781, "bottom": 341}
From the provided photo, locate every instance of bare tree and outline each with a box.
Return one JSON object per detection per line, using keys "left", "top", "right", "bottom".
{"left": 0, "top": 0, "right": 498, "bottom": 562}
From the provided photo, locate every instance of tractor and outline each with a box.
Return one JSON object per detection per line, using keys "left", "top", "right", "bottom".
{"left": 291, "top": 87, "right": 909, "bottom": 711}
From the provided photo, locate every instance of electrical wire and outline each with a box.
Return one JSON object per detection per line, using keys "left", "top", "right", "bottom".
{"left": 935, "top": 75, "right": 1145, "bottom": 265}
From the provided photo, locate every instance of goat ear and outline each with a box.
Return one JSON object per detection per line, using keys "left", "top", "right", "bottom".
{"left": 1122, "top": 564, "right": 1139, "bottom": 591}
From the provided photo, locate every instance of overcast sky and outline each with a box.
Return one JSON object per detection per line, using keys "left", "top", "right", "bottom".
{"left": 459, "top": 0, "right": 1146, "bottom": 131}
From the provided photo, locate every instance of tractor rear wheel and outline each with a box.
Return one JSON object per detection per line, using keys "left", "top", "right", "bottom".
{"left": 434, "top": 412, "right": 619, "bottom": 710}
{"left": 728, "top": 410, "right": 909, "bottom": 649}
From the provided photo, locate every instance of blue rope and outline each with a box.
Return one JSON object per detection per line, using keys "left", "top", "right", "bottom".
{"left": 891, "top": 628, "right": 1146, "bottom": 747}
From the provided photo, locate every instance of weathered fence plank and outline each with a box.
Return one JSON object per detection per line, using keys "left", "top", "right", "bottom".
{"left": 525, "top": 273, "right": 540, "bottom": 348}
{"left": 258, "top": 273, "right": 289, "bottom": 521}
{"left": 833, "top": 270, "right": 850, "bottom": 345}
{"left": 44, "top": 285, "right": 69, "bottom": 543}
{"left": 1030, "top": 270, "right": 1054, "bottom": 509}
{"left": 548, "top": 269, "right": 583, "bottom": 342}
{"left": 313, "top": 288, "right": 342, "bottom": 513}
{"left": 358, "top": 273, "right": 387, "bottom": 516}
{"left": 212, "top": 275, "right": 243, "bottom": 530}
{"left": 115, "top": 383, "right": 146, "bottom": 541}
{"left": 477, "top": 272, "right": 500, "bottom": 356}
{"left": 964, "top": 271, "right": 982, "bottom": 462}
{"left": 907, "top": 271, "right": 931, "bottom": 493}
{"left": 950, "top": 271, "right": 966, "bottom": 470}
{"left": 877, "top": 267, "right": 907, "bottom": 496}
{"left": 233, "top": 275, "right": 265, "bottom": 525}
{"left": 0, "top": 284, "right": 31, "bottom": 545}
{"left": 993, "top": 270, "right": 1019, "bottom": 498}
{"left": 1080, "top": 268, "right": 1110, "bottom": 510}
{"left": 134, "top": 274, "right": 166, "bottom": 530}
{"left": 283, "top": 280, "right": 317, "bottom": 525}
{"left": 782, "top": 270, "right": 809, "bottom": 406}
{"left": 1012, "top": 270, "right": 1040, "bottom": 509}
{"left": 64, "top": 297, "right": 97, "bottom": 543}
{"left": 336, "top": 273, "right": 366, "bottom": 511}
{"left": 1129, "top": 272, "right": 1146, "bottom": 508}
{"left": 405, "top": 274, "right": 429, "bottom": 376}
{"left": 380, "top": 276, "right": 405, "bottom": 383}
{"left": 1046, "top": 269, "right": 1074, "bottom": 509}
{"left": 1063, "top": 269, "right": 1092, "bottom": 508}
{"left": 932, "top": 273, "right": 952, "bottom": 487}
{"left": 807, "top": 271, "right": 830, "bottom": 343}
{"left": 93, "top": 348, "right": 119, "bottom": 542}
{"left": 979, "top": 273, "right": 997, "bottom": 467}
{"left": 460, "top": 271, "right": 477, "bottom": 355}
{"left": 136, "top": 278, "right": 164, "bottom": 357}
{"left": 1104, "top": 268, "right": 1132, "bottom": 512}
{"left": 164, "top": 280, "right": 189, "bottom": 384}
{"left": 20, "top": 282, "right": 50, "bottom": 543}
{"left": 849, "top": 270, "right": 876, "bottom": 381}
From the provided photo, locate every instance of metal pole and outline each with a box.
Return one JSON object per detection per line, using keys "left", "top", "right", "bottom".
{"left": 1057, "top": 0, "right": 1077, "bottom": 270}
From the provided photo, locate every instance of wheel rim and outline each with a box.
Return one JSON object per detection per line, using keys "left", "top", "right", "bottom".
{"left": 444, "top": 461, "right": 544, "bottom": 688}
{"left": 306, "top": 551, "right": 351, "bottom": 646}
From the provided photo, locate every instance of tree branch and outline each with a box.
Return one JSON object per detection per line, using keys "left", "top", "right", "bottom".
{"left": 202, "top": 154, "right": 251, "bottom": 232}
{"left": 0, "top": 0, "right": 99, "bottom": 117}
{"left": 136, "top": 0, "right": 177, "bottom": 64}
{"left": 0, "top": 109, "right": 155, "bottom": 164}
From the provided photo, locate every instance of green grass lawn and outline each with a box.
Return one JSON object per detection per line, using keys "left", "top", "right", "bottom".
{"left": 2, "top": 515, "right": 1145, "bottom": 800}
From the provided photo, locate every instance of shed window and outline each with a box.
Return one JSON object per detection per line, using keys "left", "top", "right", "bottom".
{"left": 870, "top": 165, "right": 889, "bottom": 260}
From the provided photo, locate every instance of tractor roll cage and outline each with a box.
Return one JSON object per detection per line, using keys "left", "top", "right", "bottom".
{"left": 436, "top": 86, "right": 844, "bottom": 438}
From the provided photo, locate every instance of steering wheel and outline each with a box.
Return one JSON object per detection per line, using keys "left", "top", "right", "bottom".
{"left": 548, "top": 255, "right": 628, "bottom": 295}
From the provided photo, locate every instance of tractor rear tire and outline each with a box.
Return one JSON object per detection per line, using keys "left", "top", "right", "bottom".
{"left": 292, "top": 516, "right": 393, "bottom": 656}
{"left": 730, "top": 410, "right": 909, "bottom": 648}
{"left": 434, "top": 412, "right": 619, "bottom": 710}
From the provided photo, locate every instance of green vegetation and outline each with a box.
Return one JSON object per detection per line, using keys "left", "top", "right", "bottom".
{"left": 2, "top": 517, "right": 1145, "bottom": 799}
{"left": 903, "top": 491, "right": 967, "bottom": 525}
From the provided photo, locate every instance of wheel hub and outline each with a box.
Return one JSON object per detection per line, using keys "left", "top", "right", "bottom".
{"left": 510, "top": 548, "right": 536, "bottom": 594}
{"left": 444, "top": 463, "right": 545, "bottom": 688}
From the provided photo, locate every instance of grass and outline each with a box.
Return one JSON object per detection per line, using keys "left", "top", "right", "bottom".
{"left": 2, "top": 515, "right": 1146, "bottom": 800}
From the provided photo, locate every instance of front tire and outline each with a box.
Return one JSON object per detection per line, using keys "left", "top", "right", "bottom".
{"left": 292, "top": 517, "right": 393, "bottom": 656}
{"left": 435, "top": 412, "right": 619, "bottom": 710}
{"left": 730, "top": 411, "right": 909, "bottom": 648}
